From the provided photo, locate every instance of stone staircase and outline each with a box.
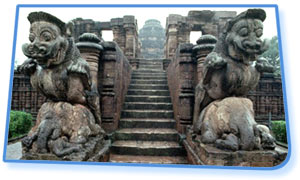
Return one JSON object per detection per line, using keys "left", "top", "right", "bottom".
{"left": 109, "top": 59, "right": 187, "bottom": 164}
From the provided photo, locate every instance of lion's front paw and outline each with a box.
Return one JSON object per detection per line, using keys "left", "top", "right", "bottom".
{"left": 206, "top": 52, "right": 227, "bottom": 69}
{"left": 255, "top": 57, "right": 274, "bottom": 73}
{"left": 21, "top": 132, "right": 37, "bottom": 148}
{"left": 17, "top": 58, "right": 37, "bottom": 75}
{"left": 254, "top": 124, "right": 276, "bottom": 150}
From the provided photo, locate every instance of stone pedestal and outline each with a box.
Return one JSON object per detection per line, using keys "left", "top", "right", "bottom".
{"left": 184, "top": 128, "right": 288, "bottom": 167}
{"left": 22, "top": 136, "right": 110, "bottom": 162}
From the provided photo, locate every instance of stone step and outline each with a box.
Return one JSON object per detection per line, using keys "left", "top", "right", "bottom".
{"left": 138, "top": 60, "right": 163, "bottom": 63}
{"left": 139, "top": 62, "right": 162, "bottom": 65}
{"left": 133, "top": 69, "right": 165, "bottom": 73}
{"left": 131, "top": 79, "right": 168, "bottom": 85}
{"left": 132, "top": 72, "right": 166, "bottom": 76}
{"left": 109, "top": 154, "right": 188, "bottom": 164}
{"left": 114, "top": 128, "right": 178, "bottom": 141}
{"left": 125, "top": 95, "right": 172, "bottom": 103}
{"left": 127, "top": 89, "right": 170, "bottom": 96}
{"left": 124, "top": 102, "right": 172, "bottom": 110}
{"left": 121, "top": 109, "right": 174, "bottom": 118}
{"left": 119, "top": 118, "right": 176, "bottom": 128}
{"left": 129, "top": 84, "right": 169, "bottom": 90}
{"left": 139, "top": 63, "right": 162, "bottom": 66}
{"left": 111, "top": 140, "right": 186, "bottom": 156}
{"left": 131, "top": 76, "right": 167, "bottom": 80}
{"left": 139, "top": 65, "right": 162, "bottom": 69}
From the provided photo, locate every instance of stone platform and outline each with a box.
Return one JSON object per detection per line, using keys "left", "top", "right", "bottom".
{"left": 184, "top": 129, "right": 288, "bottom": 167}
{"left": 22, "top": 135, "right": 110, "bottom": 162}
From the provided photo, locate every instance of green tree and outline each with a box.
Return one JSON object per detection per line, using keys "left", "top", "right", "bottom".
{"left": 260, "top": 36, "right": 281, "bottom": 77}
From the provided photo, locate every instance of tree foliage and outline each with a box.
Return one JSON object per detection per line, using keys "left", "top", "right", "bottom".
{"left": 9, "top": 111, "right": 33, "bottom": 139}
{"left": 260, "top": 36, "right": 281, "bottom": 77}
{"left": 271, "top": 120, "right": 287, "bottom": 144}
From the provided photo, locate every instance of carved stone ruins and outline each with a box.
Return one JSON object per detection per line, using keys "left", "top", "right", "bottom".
{"left": 72, "top": 16, "right": 141, "bottom": 60}
{"left": 17, "top": 12, "right": 108, "bottom": 161}
{"left": 10, "top": 9, "right": 287, "bottom": 166}
{"left": 139, "top": 19, "right": 165, "bottom": 58}
{"left": 164, "top": 10, "right": 236, "bottom": 59}
{"left": 192, "top": 9, "right": 276, "bottom": 151}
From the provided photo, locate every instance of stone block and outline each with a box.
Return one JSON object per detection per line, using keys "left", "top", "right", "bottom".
{"left": 184, "top": 132, "right": 288, "bottom": 167}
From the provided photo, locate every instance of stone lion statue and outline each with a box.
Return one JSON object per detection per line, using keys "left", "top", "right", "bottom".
{"left": 17, "top": 11, "right": 104, "bottom": 159}
{"left": 192, "top": 9, "right": 276, "bottom": 151}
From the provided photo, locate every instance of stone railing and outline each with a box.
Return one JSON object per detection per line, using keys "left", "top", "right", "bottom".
{"left": 98, "top": 41, "right": 132, "bottom": 133}
{"left": 167, "top": 43, "right": 196, "bottom": 134}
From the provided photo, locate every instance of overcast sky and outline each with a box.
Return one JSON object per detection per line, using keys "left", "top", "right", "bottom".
{"left": 14, "top": 7, "right": 278, "bottom": 65}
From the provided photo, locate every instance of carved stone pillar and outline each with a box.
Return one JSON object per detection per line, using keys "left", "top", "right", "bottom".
{"left": 192, "top": 35, "right": 217, "bottom": 84}
{"left": 76, "top": 33, "right": 103, "bottom": 92}
{"left": 177, "top": 22, "right": 192, "bottom": 44}
{"left": 165, "top": 14, "right": 191, "bottom": 59}
{"left": 166, "top": 24, "right": 178, "bottom": 59}
{"left": 124, "top": 26, "right": 136, "bottom": 59}
{"left": 111, "top": 18, "right": 126, "bottom": 53}
{"left": 124, "top": 15, "right": 137, "bottom": 59}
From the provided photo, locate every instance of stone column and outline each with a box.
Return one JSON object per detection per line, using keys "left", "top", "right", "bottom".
{"left": 166, "top": 24, "right": 178, "bottom": 59}
{"left": 165, "top": 14, "right": 191, "bottom": 59}
{"left": 177, "top": 22, "right": 192, "bottom": 44}
{"left": 192, "top": 35, "right": 217, "bottom": 84}
{"left": 111, "top": 18, "right": 126, "bottom": 53}
{"left": 124, "top": 15, "right": 137, "bottom": 59}
{"left": 76, "top": 33, "right": 103, "bottom": 125}
{"left": 76, "top": 33, "right": 103, "bottom": 92}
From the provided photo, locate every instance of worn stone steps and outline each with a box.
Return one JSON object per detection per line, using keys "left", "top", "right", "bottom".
{"left": 109, "top": 154, "right": 188, "bottom": 164}
{"left": 139, "top": 65, "right": 162, "bottom": 69}
{"left": 139, "top": 60, "right": 162, "bottom": 63}
{"left": 133, "top": 69, "right": 166, "bottom": 73}
{"left": 131, "top": 79, "right": 168, "bottom": 84}
{"left": 129, "top": 84, "right": 169, "bottom": 90}
{"left": 132, "top": 72, "right": 166, "bottom": 76}
{"left": 119, "top": 118, "right": 176, "bottom": 129}
{"left": 124, "top": 102, "right": 172, "bottom": 110}
{"left": 114, "top": 128, "right": 178, "bottom": 141}
{"left": 131, "top": 76, "right": 167, "bottom": 80}
{"left": 138, "top": 64, "right": 162, "bottom": 68}
{"left": 121, "top": 109, "right": 174, "bottom": 118}
{"left": 111, "top": 140, "right": 186, "bottom": 156}
{"left": 125, "top": 95, "right": 172, "bottom": 103}
{"left": 127, "top": 89, "right": 170, "bottom": 96}
{"left": 109, "top": 58, "right": 187, "bottom": 164}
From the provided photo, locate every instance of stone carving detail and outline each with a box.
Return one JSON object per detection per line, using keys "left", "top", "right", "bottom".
{"left": 17, "top": 11, "right": 105, "bottom": 160}
{"left": 192, "top": 9, "right": 276, "bottom": 151}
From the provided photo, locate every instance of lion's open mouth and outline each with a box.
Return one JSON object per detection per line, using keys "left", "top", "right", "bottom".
{"left": 23, "top": 43, "right": 63, "bottom": 68}
{"left": 241, "top": 40, "right": 262, "bottom": 55}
